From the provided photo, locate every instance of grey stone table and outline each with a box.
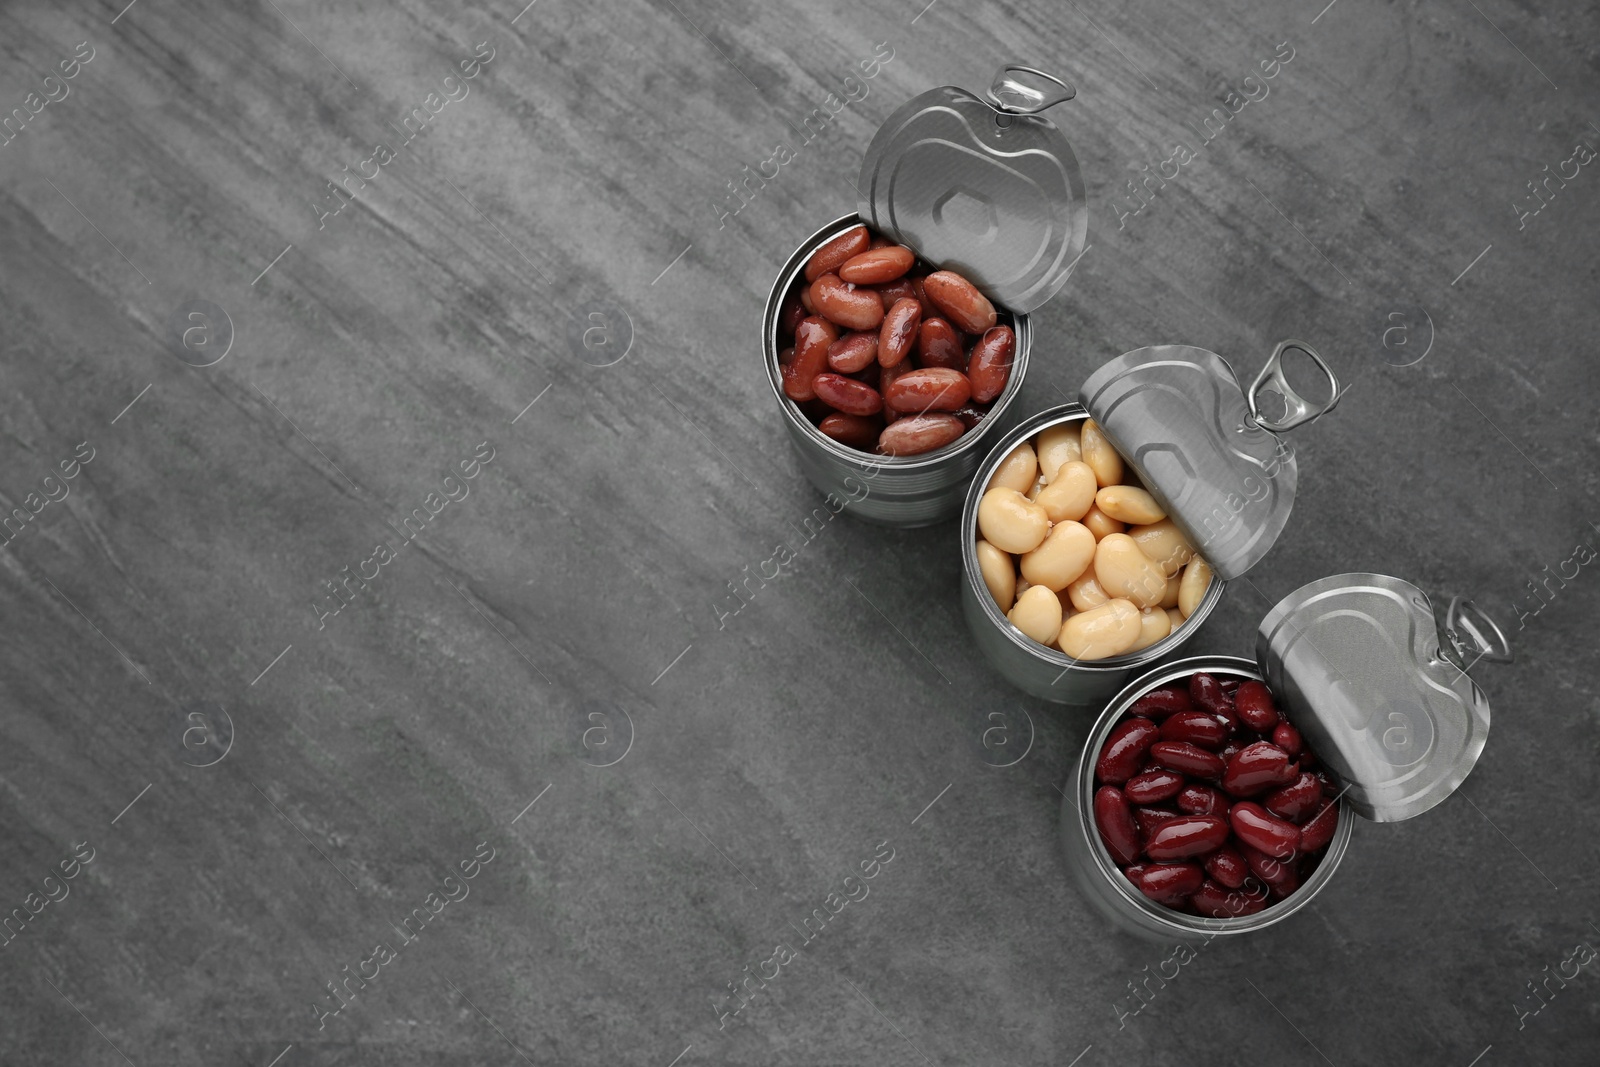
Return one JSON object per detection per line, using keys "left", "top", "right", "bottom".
{"left": 1, "top": 0, "right": 1596, "bottom": 1063}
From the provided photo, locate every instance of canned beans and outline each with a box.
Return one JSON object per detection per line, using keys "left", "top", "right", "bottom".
{"left": 976, "top": 418, "right": 1215, "bottom": 659}
{"left": 1091, "top": 670, "right": 1341, "bottom": 917}
{"left": 779, "top": 224, "right": 1015, "bottom": 456}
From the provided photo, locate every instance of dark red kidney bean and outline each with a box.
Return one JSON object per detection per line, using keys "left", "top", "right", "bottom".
{"left": 1220, "top": 679, "right": 1241, "bottom": 694}
{"left": 817, "top": 413, "right": 881, "bottom": 450}
{"left": 951, "top": 404, "right": 986, "bottom": 430}
{"left": 811, "top": 373, "right": 882, "bottom": 417}
{"left": 805, "top": 225, "right": 870, "bottom": 282}
{"left": 1125, "top": 768, "right": 1186, "bottom": 805}
{"left": 1160, "top": 709, "right": 1228, "bottom": 749}
{"left": 780, "top": 294, "right": 805, "bottom": 337}
{"left": 874, "top": 277, "right": 916, "bottom": 312}
{"left": 1203, "top": 845, "right": 1250, "bottom": 889}
{"left": 1315, "top": 770, "right": 1340, "bottom": 797}
{"left": 1188, "top": 672, "right": 1234, "bottom": 719}
{"left": 916, "top": 318, "right": 966, "bottom": 371}
{"left": 1134, "top": 806, "right": 1181, "bottom": 838}
{"left": 1144, "top": 815, "right": 1230, "bottom": 861}
{"left": 827, "top": 331, "right": 878, "bottom": 373}
{"left": 1264, "top": 772, "right": 1322, "bottom": 822}
{"left": 1234, "top": 680, "right": 1281, "bottom": 732}
{"left": 1095, "top": 717, "right": 1161, "bottom": 784}
{"left": 1130, "top": 687, "right": 1195, "bottom": 719}
{"left": 967, "top": 325, "right": 1015, "bottom": 403}
{"left": 839, "top": 245, "right": 915, "bottom": 285}
{"left": 876, "top": 413, "right": 965, "bottom": 456}
{"left": 810, "top": 273, "right": 886, "bottom": 331}
{"left": 1298, "top": 800, "right": 1340, "bottom": 852}
{"left": 1297, "top": 748, "right": 1318, "bottom": 770}
{"left": 1191, "top": 879, "right": 1266, "bottom": 918}
{"left": 1218, "top": 739, "right": 1244, "bottom": 764}
{"left": 1230, "top": 801, "right": 1300, "bottom": 859}
{"left": 878, "top": 297, "right": 922, "bottom": 368}
{"left": 1148, "top": 740, "right": 1226, "bottom": 779}
{"left": 1176, "top": 784, "right": 1228, "bottom": 817}
{"left": 1272, "top": 721, "right": 1303, "bottom": 758}
{"left": 1238, "top": 842, "right": 1299, "bottom": 895}
{"left": 1093, "top": 786, "right": 1142, "bottom": 866}
{"left": 884, "top": 367, "right": 971, "bottom": 413}
{"left": 783, "top": 316, "right": 838, "bottom": 401}
{"left": 1122, "top": 862, "right": 1149, "bottom": 884}
{"left": 922, "top": 270, "right": 997, "bottom": 334}
{"left": 1222, "top": 741, "right": 1295, "bottom": 796}
{"left": 1136, "top": 863, "right": 1205, "bottom": 906}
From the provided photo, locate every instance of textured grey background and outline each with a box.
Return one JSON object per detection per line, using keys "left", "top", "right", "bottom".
{"left": 1, "top": 0, "right": 1597, "bottom": 1064}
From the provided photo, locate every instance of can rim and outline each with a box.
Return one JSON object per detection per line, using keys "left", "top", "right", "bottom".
{"left": 959, "top": 405, "right": 1228, "bottom": 679}
{"left": 763, "top": 213, "right": 1031, "bottom": 471}
{"left": 1069, "top": 653, "right": 1354, "bottom": 935}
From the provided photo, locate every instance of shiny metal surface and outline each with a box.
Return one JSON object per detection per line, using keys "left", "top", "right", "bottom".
{"left": 1061, "top": 655, "right": 1355, "bottom": 942}
{"left": 857, "top": 66, "right": 1088, "bottom": 314}
{"left": 959, "top": 406, "right": 1226, "bottom": 705}
{"left": 1079, "top": 342, "right": 1334, "bottom": 581}
{"left": 763, "top": 214, "right": 1031, "bottom": 527}
{"left": 1257, "top": 574, "right": 1496, "bottom": 823}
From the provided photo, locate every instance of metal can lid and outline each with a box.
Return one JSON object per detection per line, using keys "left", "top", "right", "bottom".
{"left": 857, "top": 65, "right": 1087, "bottom": 314}
{"left": 1255, "top": 573, "right": 1508, "bottom": 823}
{"left": 1079, "top": 341, "right": 1340, "bottom": 580}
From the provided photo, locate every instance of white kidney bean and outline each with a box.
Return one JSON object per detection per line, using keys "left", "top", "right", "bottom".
{"left": 1057, "top": 598, "right": 1142, "bottom": 660}
{"left": 1178, "top": 556, "right": 1213, "bottom": 618}
{"left": 1067, "top": 570, "right": 1111, "bottom": 614}
{"left": 1095, "top": 485, "right": 1166, "bottom": 525}
{"left": 1125, "top": 606, "right": 1173, "bottom": 653}
{"left": 990, "top": 443, "right": 1038, "bottom": 495}
{"left": 1094, "top": 533, "right": 1168, "bottom": 609}
{"left": 976, "top": 539, "right": 1016, "bottom": 612}
{"left": 1129, "top": 519, "right": 1195, "bottom": 578}
{"left": 978, "top": 487, "right": 1051, "bottom": 554}
{"left": 1008, "top": 584, "right": 1063, "bottom": 645}
{"left": 1035, "top": 460, "right": 1097, "bottom": 523}
{"left": 1019, "top": 520, "right": 1095, "bottom": 592}
{"left": 1080, "top": 419, "right": 1124, "bottom": 487}
{"left": 1081, "top": 504, "right": 1124, "bottom": 541}
{"left": 1035, "top": 422, "right": 1083, "bottom": 481}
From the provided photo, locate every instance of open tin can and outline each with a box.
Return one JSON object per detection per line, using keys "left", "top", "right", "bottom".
{"left": 762, "top": 65, "right": 1089, "bottom": 526}
{"left": 960, "top": 340, "right": 1341, "bottom": 705}
{"left": 1061, "top": 574, "right": 1511, "bottom": 941}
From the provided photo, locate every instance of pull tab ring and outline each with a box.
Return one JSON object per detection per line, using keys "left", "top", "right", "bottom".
{"left": 1247, "top": 339, "right": 1342, "bottom": 433}
{"left": 1436, "top": 596, "right": 1513, "bottom": 670}
{"left": 985, "top": 65, "right": 1076, "bottom": 115}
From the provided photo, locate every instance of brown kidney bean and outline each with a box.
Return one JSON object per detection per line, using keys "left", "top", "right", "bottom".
{"left": 967, "top": 325, "right": 1015, "bottom": 403}
{"left": 923, "top": 270, "right": 997, "bottom": 333}
{"left": 1148, "top": 740, "right": 1225, "bottom": 779}
{"left": 1176, "top": 784, "right": 1228, "bottom": 817}
{"left": 839, "top": 245, "right": 915, "bottom": 285}
{"left": 1130, "top": 687, "right": 1194, "bottom": 719}
{"left": 878, "top": 297, "right": 921, "bottom": 368}
{"left": 1229, "top": 802, "right": 1299, "bottom": 859}
{"left": 1125, "top": 768, "right": 1186, "bottom": 805}
{"left": 804, "top": 225, "right": 870, "bottom": 282}
{"left": 875, "top": 277, "right": 916, "bottom": 311}
{"left": 1136, "top": 863, "right": 1204, "bottom": 906}
{"left": 817, "top": 413, "right": 881, "bottom": 450}
{"left": 1095, "top": 717, "right": 1161, "bottom": 784}
{"left": 799, "top": 286, "right": 815, "bottom": 314}
{"left": 778, "top": 346, "right": 794, "bottom": 365}
{"left": 1160, "top": 709, "right": 1228, "bottom": 749}
{"left": 1234, "top": 680, "right": 1281, "bottom": 732}
{"left": 1272, "top": 721, "right": 1303, "bottom": 758}
{"left": 877, "top": 413, "right": 965, "bottom": 455}
{"left": 783, "top": 316, "right": 837, "bottom": 401}
{"left": 1298, "top": 800, "right": 1339, "bottom": 852}
{"left": 827, "top": 331, "right": 878, "bottom": 373}
{"left": 917, "top": 318, "right": 966, "bottom": 371}
{"left": 850, "top": 362, "right": 881, "bottom": 391}
{"left": 810, "top": 273, "right": 885, "bottom": 331}
{"left": 1144, "top": 815, "right": 1230, "bottom": 860}
{"left": 1134, "top": 806, "right": 1181, "bottom": 838}
{"left": 885, "top": 367, "right": 971, "bottom": 414}
{"left": 780, "top": 294, "right": 805, "bottom": 337}
{"left": 812, "top": 373, "right": 883, "bottom": 417}
{"left": 1222, "top": 741, "right": 1296, "bottom": 796}
{"left": 1264, "top": 772, "right": 1322, "bottom": 822}
{"left": 1203, "top": 845, "right": 1249, "bottom": 889}
{"left": 1093, "top": 786, "right": 1142, "bottom": 866}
